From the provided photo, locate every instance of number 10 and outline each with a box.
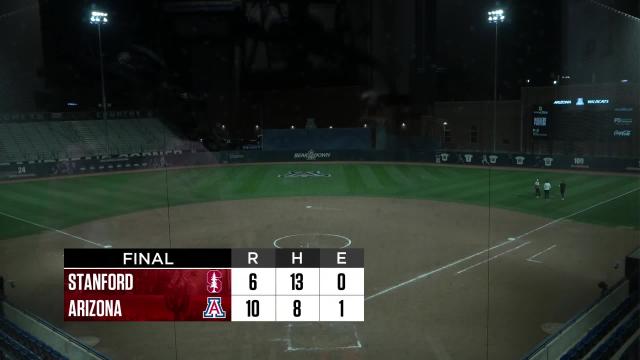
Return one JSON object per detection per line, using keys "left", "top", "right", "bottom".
{"left": 246, "top": 300, "right": 259, "bottom": 317}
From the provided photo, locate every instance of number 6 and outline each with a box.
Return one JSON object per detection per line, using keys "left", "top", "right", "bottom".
{"left": 249, "top": 273, "right": 257, "bottom": 290}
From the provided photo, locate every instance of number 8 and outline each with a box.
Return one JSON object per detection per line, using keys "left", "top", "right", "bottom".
{"left": 293, "top": 300, "right": 301, "bottom": 317}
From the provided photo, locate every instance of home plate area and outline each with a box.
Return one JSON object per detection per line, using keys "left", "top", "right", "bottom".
{"left": 283, "top": 323, "right": 362, "bottom": 352}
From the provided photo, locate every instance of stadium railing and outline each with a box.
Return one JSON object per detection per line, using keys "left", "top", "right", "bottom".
{"left": 522, "top": 279, "right": 637, "bottom": 360}
{"left": 0, "top": 301, "right": 109, "bottom": 360}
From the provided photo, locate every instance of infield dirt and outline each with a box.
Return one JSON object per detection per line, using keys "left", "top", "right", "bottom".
{"left": 0, "top": 197, "right": 637, "bottom": 359}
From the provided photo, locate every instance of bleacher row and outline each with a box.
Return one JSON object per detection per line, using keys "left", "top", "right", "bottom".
{"left": 0, "top": 119, "right": 198, "bottom": 163}
{"left": 561, "top": 292, "right": 639, "bottom": 360}
{"left": 0, "top": 317, "right": 66, "bottom": 360}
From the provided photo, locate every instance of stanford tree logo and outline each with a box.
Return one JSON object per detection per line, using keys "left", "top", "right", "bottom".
{"left": 206, "top": 270, "right": 223, "bottom": 294}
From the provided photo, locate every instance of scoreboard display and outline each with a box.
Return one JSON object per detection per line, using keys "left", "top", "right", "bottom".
{"left": 544, "top": 99, "right": 637, "bottom": 142}
{"left": 64, "top": 248, "right": 364, "bottom": 322}
{"left": 532, "top": 106, "right": 550, "bottom": 137}
{"left": 612, "top": 106, "right": 634, "bottom": 139}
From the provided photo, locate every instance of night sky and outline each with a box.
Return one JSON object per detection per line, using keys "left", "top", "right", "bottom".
{"left": 0, "top": 0, "right": 637, "bottom": 114}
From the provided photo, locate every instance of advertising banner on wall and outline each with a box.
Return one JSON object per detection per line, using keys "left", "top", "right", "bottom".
{"left": 1, "top": 151, "right": 639, "bottom": 182}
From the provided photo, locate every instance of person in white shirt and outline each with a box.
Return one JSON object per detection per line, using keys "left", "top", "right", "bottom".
{"left": 534, "top": 179, "right": 541, "bottom": 198}
{"left": 543, "top": 180, "right": 551, "bottom": 199}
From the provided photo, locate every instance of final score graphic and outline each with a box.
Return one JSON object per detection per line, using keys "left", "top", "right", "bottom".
{"left": 64, "top": 248, "right": 364, "bottom": 322}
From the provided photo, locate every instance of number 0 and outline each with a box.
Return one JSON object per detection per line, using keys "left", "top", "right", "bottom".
{"left": 337, "top": 273, "right": 346, "bottom": 290}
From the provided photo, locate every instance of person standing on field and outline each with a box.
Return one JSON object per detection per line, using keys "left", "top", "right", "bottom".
{"left": 534, "top": 179, "right": 541, "bottom": 198}
{"left": 543, "top": 180, "right": 551, "bottom": 199}
{"left": 559, "top": 180, "right": 566, "bottom": 200}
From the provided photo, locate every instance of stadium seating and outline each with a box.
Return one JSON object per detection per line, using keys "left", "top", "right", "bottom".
{"left": 0, "top": 329, "right": 41, "bottom": 360}
{"left": 0, "top": 118, "right": 199, "bottom": 163}
{"left": 587, "top": 310, "right": 639, "bottom": 360}
{"left": 618, "top": 337, "right": 639, "bottom": 360}
{"left": 559, "top": 292, "right": 639, "bottom": 360}
{"left": 0, "top": 318, "right": 66, "bottom": 360}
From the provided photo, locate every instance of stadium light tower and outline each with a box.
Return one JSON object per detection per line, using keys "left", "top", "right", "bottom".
{"left": 90, "top": 10, "right": 109, "bottom": 153}
{"left": 442, "top": 121, "right": 448, "bottom": 147}
{"left": 488, "top": 9, "right": 505, "bottom": 153}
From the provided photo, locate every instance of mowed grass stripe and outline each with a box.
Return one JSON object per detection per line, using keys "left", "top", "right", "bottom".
{"left": 232, "top": 165, "right": 270, "bottom": 196}
{"left": 571, "top": 190, "right": 640, "bottom": 227}
{"left": 492, "top": 176, "right": 637, "bottom": 224}
{"left": 370, "top": 165, "right": 403, "bottom": 195}
{"left": 382, "top": 165, "right": 414, "bottom": 188}
{"left": 356, "top": 165, "right": 386, "bottom": 190}
{"left": 33, "top": 179, "right": 165, "bottom": 210}
{"left": 413, "top": 171, "right": 491, "bottom": 200}
{"left": 215, "top": 166, "right": 258, "bottom": 200}
{"left": 0, "top": 164, "right": 638, "bottom": 241}
{"left": 343, "top": 164, "right": 368, "bottom": 195}
{"left": 550, "top": 180, "right": 638, "bottom": 217}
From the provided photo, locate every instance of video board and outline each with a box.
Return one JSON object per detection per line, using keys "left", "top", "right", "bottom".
{"left": 538, "top": 98, "right": 636, "bottom": 141}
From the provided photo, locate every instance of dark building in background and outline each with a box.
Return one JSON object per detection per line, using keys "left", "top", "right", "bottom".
{"left": 562, "top": 0, "right": 640, "bottom": 85}
{"left": 435, "top": 0, "right": 564, "bottom": 101}
{"left": 0, "top": 1, "right": 43, "bottom": 112}
{"left": 30, "top": 0, "right": 639, "bottom": 146}
{"left": 37, "top": 0, "right": 166, "bottom": 111}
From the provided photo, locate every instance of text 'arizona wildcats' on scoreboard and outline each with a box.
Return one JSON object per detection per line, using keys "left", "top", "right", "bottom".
{"left": 63, "top": 248, "right": 364, "bottom": 322}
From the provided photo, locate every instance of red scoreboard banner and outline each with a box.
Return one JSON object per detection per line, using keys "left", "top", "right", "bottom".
{"left": 64, "top": 249, "right": 232, "bottom": 321}
{"left": 64, "top": 248, "right": 365, "bottom": 322}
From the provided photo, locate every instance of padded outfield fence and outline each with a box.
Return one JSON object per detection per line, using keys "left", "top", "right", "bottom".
{"left": 0, "top": 149, "right": 639, "bottom": 182}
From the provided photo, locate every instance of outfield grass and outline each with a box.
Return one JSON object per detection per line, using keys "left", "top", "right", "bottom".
{"left": 0, "top": 163, "right": 638, "bottom": 240}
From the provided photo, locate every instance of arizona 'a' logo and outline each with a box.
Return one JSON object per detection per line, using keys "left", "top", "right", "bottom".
{"left": 203, "top": 297, "right": 226, "bottom": 319}
{"left": 206, "top": 270, "right": 224, "bottom": 294}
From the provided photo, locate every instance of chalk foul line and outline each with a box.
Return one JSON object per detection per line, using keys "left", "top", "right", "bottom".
{"left": 365, "top": 186, "right": 640, "bottom": 302}
{"left": 512, "top": 187, "right": 640, "bottom": 241}
{"left": 526, "top": 244, "right": 557, "bottom": 263}
{"left": 456, "top": 241, "right": 531, "bottom": 275}
{"left": 0, "top": 210, "right": 107, "bottom": 248}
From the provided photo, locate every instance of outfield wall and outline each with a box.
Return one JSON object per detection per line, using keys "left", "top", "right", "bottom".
{"left": 262, "top": 128, "right": 373, "bottom": 151}
{"left": 0, "top": 149, "right": 638, "bottom": 182}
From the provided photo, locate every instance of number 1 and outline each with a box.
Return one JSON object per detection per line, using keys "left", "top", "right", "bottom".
{"left": 339, "top": 300, "right": 344, "bottom": 317}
